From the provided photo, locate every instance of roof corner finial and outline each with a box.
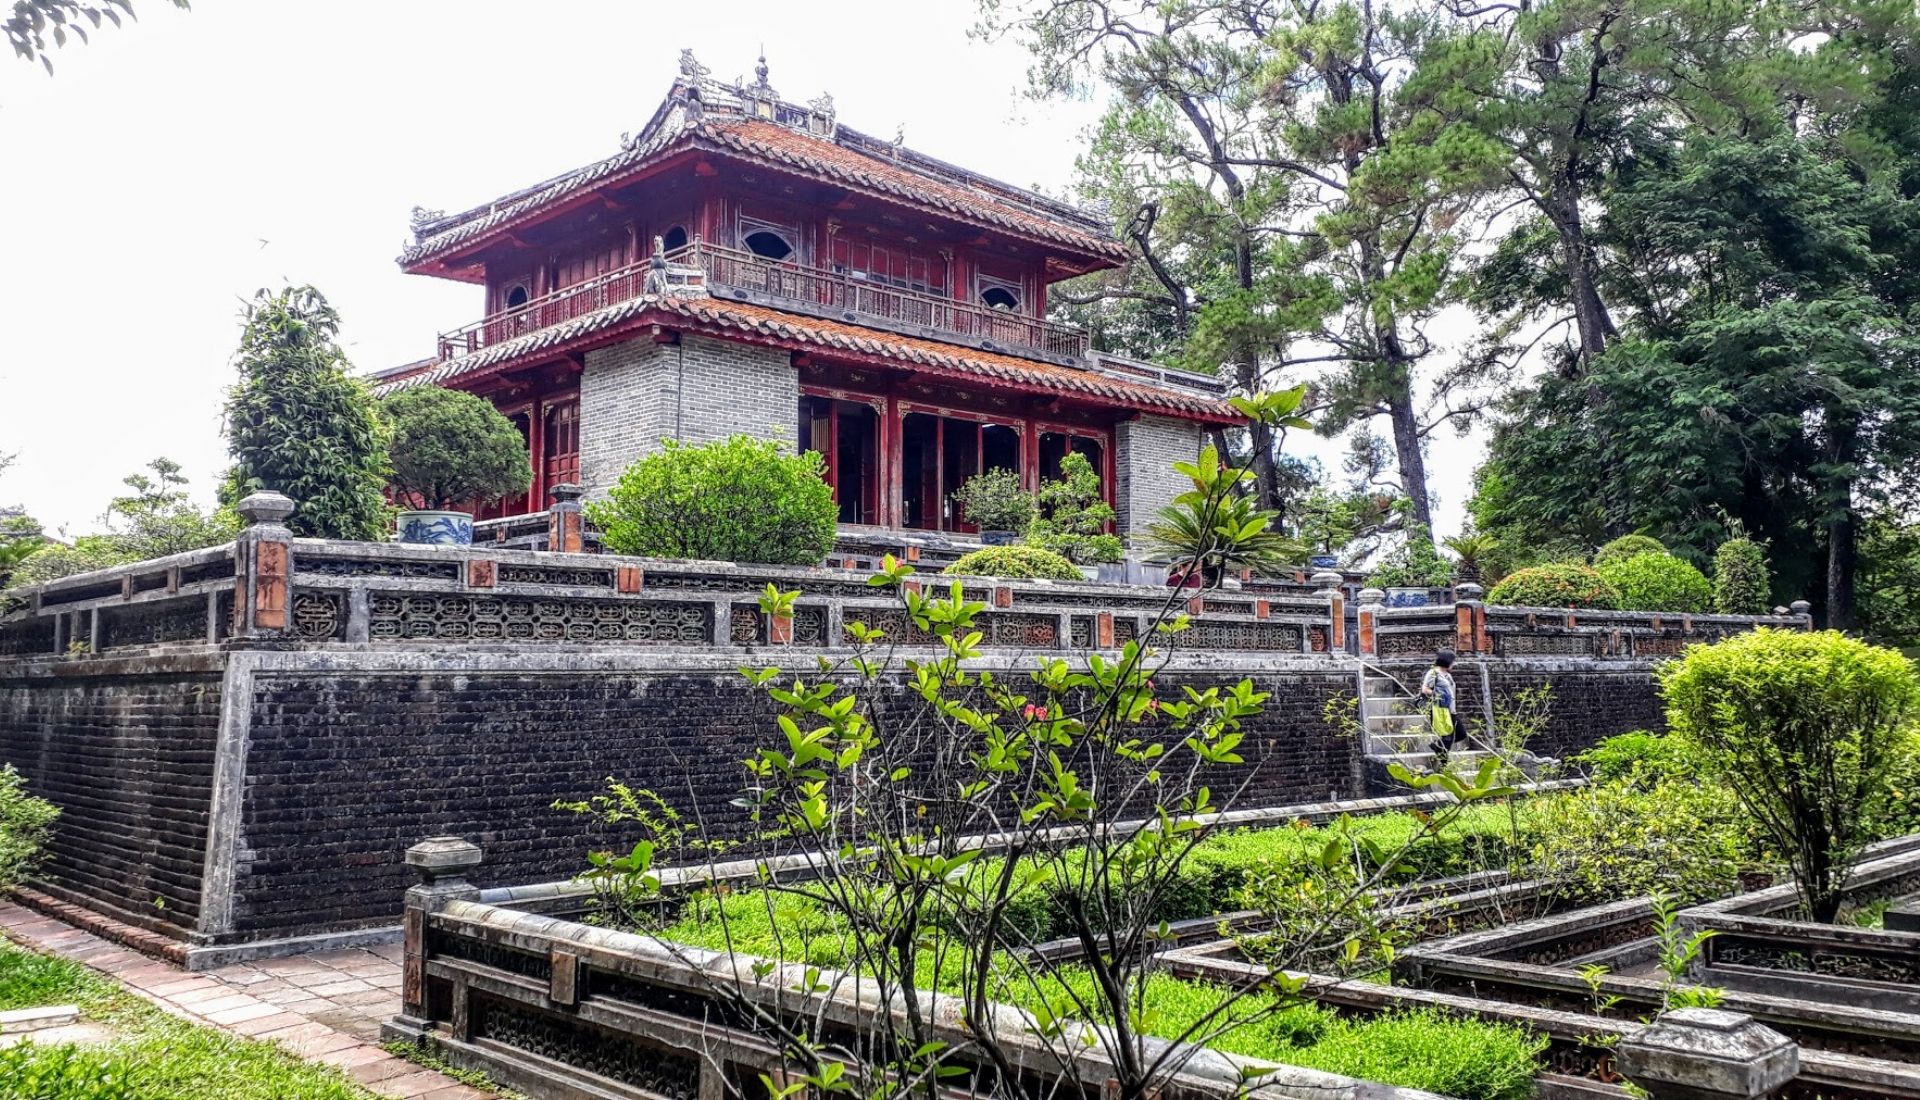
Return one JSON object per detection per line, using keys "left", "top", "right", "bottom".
{"left": 679, "top": 47, "right": 709, "bottom": 79}
{"left": 755, "top": 47, "right": 768, "bottom": 86}
{"left": 892, "top": 123, "right": 906, "bottom": 153}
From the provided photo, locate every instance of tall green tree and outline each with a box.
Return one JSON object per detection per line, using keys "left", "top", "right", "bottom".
{"left": 985, "top": 0, "right": 1506, "bottom": 542}
{"left": 222, "top": 286, "right": 391, "bottom": 541}
{"left": 1475, "top": 134, "right": 1920, "bottom": 623}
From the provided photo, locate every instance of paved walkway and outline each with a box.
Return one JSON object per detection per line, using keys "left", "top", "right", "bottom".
{"left": 0, "top": 904, "right": 488, "bottom": 1100}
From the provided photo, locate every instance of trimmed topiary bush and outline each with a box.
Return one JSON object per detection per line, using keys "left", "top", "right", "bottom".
{"left": 588, "top": 436, "right": 838, "bottom": 566}
{"left": 1714, "top": 537, "right": 1771, "bottom": 614}
{"left": 1597, "top": 551, "right": 1713, "bottom": 613}
{"left": 1486, "top": 562, "right": 1622, "bottom": 609}
{"left": 1661, "top": 629, "right": 1920, "bottom": 921}
{"left": 945, "top": 545, "right": 1082, "bottom": 581}
{"left": 381, "top": 385, "right": 533, "bottom": 510}
{"left": 1594, "top": 533, "right": 1668, "bottom": 567}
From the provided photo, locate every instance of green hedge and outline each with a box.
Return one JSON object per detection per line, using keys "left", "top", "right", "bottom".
{"left": 945, "top": 545, "right": 1083, "bottom": 581}
{"left": 1487, "top": 562, "right": 1623, "bottom": 609}
{"left": 1597, "top": 552, "right": 1713, "bottom": 613}
{"left": 1593, "top": 534, "right": 1667, "bottom": 567}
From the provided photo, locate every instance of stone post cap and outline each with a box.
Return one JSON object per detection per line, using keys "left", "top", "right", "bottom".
{"left": 1357, "top": 587, "right": 1386, "bottom": 607}
{"left": 1789, "top": 600, "right": 1811, "bottom": 615}
{"left": 405, "top": 836, "right": 483, "bottom": 883}
{"left": 1310, "top": 570, "right": 1344, "bottom": 592}
{"left": 1616, "top": 1009, "right": 1797, "bottom": 1100}
{"left": 1455, "top": 582, "right": 1485, "bottom": 601}
{"left": 236, "top": 491, "right": 296, "bottom": 527}
{"left": 1772, "top": 606, "right": 1790, "bottom": 616}
{"left": 548, "top": 483, "right": 586, "bottom": 504}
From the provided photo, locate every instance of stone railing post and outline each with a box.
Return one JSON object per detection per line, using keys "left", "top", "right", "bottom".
{"left": 397, "top": 836, "right": 483, "bottom": 1030}
{"left": 233, "top": 491, "right": 295, "bottom": 639}
{"left": 1355, "top": 587, "right": 1384, "bottom": 659}
{"left": 1312, "top": 570, "right": 1346, "bottom": 653}
{"left": 1790, "top": 600, "right": 1812, "bottom": 631}
{"left": 547, "top": 483, "right": 586, "bottom": 554}
{"left": 1615, "top": 1009, "right": 1798, "bottom": 1100}
{"left": 1454, "top": 582, "right": 1485, "bottom": 655}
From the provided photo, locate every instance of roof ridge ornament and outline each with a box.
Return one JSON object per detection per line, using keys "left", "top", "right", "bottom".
{"left": 678, "top": 48, "right": 709, "bottom": 79}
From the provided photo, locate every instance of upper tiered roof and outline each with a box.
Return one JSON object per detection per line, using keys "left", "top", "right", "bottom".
{"left": 401, "top": 51, "right": 1129, "bottom": 280}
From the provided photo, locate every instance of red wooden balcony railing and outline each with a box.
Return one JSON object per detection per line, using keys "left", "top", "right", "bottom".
{"left": 435, "top": 242, "right": 1089, "bottom": 362}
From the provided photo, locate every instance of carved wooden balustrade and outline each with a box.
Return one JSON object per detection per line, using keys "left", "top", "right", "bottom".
{"left": 433, "top": 240, "right": 1090, "bottom": 362}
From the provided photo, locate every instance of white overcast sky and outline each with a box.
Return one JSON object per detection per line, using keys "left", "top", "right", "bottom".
{"left": 0, "top": 0, "right": 1481, "bottom": 539}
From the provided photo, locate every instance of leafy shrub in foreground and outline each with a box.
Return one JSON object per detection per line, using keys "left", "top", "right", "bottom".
{"left": 1526, "top": 778, "right": 1744, "bottom": 904}
{"left": 945, "top": 545, "right": 1083, "bottom": 581}
{"left": 1594, "top": 534, "right": 1668, "bottom": 567}
{"left": 1573, "top": 730, "right": 1695, "bottom": 788}
{"left": 588, "top": 436, "right": 838, "bottom": 566}
{"left": 1661, "top": 629, "right": 1920, "bottom": 921}
{"left": 1598, "top": 551, "right": 1713, "bottom": 612}
{"left": 1487, "top": 562, "right": 1622, "bottom": 609}
{"left": 0, "top": 765, "right": 57, "bottom": 895}
{"left": 1714, "top": 537, "right": 1772, "bottom": 614}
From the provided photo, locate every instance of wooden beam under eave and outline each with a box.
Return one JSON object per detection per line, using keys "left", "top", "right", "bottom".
{"left": 693, "top": 159, "right": 719, "bottom": 178}
{"left": 650, "top": 325, "right": 681, "bottom": 345}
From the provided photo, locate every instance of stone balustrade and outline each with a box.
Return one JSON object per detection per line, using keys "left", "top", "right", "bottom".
{"left": 0, "top": 494, "right": 1809, "bottom": 664}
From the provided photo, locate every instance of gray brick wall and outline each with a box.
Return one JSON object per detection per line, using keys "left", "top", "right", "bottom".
{"left": 579, "top": 334, "right": 798, "bottom": 495}
{"left": 1116, "top": 415, "right": 1206, "bottom": 536}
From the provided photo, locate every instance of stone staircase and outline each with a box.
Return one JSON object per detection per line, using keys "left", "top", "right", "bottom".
{"left": 1358, "top": 667, "right": 1494, "bottom": 782}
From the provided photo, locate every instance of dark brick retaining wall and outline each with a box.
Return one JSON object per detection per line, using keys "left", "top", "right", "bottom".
{"left": 231, "top": 662, "right": 1366, "bottom": 936}
{"left": 0, "top": 661, "right": 222, "bottom": 934}
{"left": 0, "top": 646, "right": 1670, "bottom": 954}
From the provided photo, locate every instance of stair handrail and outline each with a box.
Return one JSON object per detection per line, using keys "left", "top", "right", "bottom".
{"left": 1356, "top": 658, "right": 1544, "bottom": 772}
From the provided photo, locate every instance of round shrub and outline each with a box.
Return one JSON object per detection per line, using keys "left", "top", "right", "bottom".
{"left": 1714, "top": 537, "right": 1771, "bottom": 614}
{"left": 1594, "top": 533, "right": 1668, "bottom": 567}
{"left": 382, "top": 385, "right": 533, "bottom": 510}
{"left": 1486, "top": 562, "right": 1622, "bottom": 609}
{"left": 1661, "top": 629, "right": 1920, "bottom": 921}
{"left": 1597, "top": 551, "right": 1713, "bottom": 613}
{"left": 945, "top": 545, "right": 1082, "bottom": 581}
{"left": 587, "top": 436, "right": 838, "bottom": 566}
{"left": 950, "top": 468, "right": 1035, "bottom": 533}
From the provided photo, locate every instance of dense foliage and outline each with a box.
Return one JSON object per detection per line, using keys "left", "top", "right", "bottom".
{"left": 1714, "top": 538, "right": 1773, "bottom": 615}
{"left": 1661, "top": 630, "right": 1920, "bottom": 921}
{"left": 1593, "top": 535, "right": 1668, "bottom": 568}
{"left": 588, "top": 436, "right": 837, "bottom": 566}
{"left": 1027, "top": 452, "right": 1121, "bottom": 564}
{"left": 950, "top": 468, "right": 1035, "bottom": 533}
{"left": 1486, "top": 563, "right": 1622, "bottom": 610}
{"left": 1597, "top": 552, "right": 1713, "bottom": 613}
{"left": 381, "top": 385, "right": 533, "bottom": 511}
{"left": 945, "top": 544, "right": 1082, "bottom": 581}
{"left": 0, "top": 764, "right": 57, "bottom": 895}
{"left": 5, "top": 459, "right": 238, "bottom": 590}
{"left": 222, "top": 287, "right": 390, "bottom": 541}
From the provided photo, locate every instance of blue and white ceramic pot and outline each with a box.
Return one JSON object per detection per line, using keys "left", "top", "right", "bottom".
{"left": 396, "top": 510, "right": 474, "bottom": 546}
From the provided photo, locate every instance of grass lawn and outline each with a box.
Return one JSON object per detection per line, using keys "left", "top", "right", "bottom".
{"left": 0, "top": 940, "right": 376, "bottom": 1100}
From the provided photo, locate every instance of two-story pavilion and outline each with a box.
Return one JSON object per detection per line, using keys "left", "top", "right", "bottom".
{"left": 373, "top": 52, "right": 1239, "bottom": 540}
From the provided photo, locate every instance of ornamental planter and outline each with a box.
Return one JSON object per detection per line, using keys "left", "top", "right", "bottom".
{"left": 979, "top": 529, "right": 1019, "bottom": 546}
{"left": 1385, "top": 586, "right": 1430, "bottom": 608}
{"left": 396, "top": 509, "right": 474, "bottom": 546}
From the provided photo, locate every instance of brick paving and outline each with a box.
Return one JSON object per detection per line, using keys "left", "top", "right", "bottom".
{"left": 0, "top": 903, "right": 489, "bottom": 1099}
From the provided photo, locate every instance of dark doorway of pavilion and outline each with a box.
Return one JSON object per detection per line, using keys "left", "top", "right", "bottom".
{"left": 901, "top": 412, "right": 1020, "bottom": 532}
{"left": 801, "top": 397, "right": 879, "bottom": 525}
